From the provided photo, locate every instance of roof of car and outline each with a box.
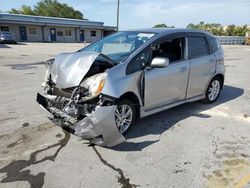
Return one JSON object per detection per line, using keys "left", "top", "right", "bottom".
{"left": 124, "top": 28, "right": 209, "bottom": 35}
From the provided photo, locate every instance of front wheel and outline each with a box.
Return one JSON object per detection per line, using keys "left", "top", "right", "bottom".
{"left": 204, "top": 77, "right": 222, "bottom": 103}
{"left": 115, "top": 99, "right": 136, "bottom": 135}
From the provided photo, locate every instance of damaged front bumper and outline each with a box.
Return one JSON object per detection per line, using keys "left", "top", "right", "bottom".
{"left": 36, "top": 92, "right": 125, "bottom": 147}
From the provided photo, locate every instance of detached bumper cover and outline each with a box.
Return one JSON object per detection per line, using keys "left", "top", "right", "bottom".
{"left": 36, "top": 93, "right": 125, "bottom": 147}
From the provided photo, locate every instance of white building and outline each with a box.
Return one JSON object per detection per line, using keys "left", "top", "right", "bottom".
{"left": 0, "top": 13, "right": 116, "bottom": 43}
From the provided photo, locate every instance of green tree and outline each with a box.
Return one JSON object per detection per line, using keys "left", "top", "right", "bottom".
{"left": 9, "top": 5, "right": 35, "bottom": 15}
{"left": 153, "top": 23, "right": 175, "bottom": 28}
{"left": 8, "top": 0, "right": 84, "bottom": 19}
{"left": 225, "top": 25, "right": 236, "bottom": 36}
{"left": 187, "top": 22, "right": 226, "bottom": 36}
{"left": 186, "top": 23, "right": 198, "bottom": 29}
{"left": 187, "top": 21, "right": 249, "bottom": 36}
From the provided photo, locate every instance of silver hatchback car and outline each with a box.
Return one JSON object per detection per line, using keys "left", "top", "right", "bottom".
{"left": 37, "top": 28, "right": 225, "bottom": 147}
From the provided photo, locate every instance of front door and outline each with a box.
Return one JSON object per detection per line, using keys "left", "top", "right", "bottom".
{"left": 79, "top": 30, "right": 85, "bottom": 42}
{"left": 19, "top": 26, "right": 27, "bottom": 41}
{"left": 50, "top": 28, "right": 56, "bottom": 41}
{"left": 144, "top": 36, "right": 189, "bottom": 111}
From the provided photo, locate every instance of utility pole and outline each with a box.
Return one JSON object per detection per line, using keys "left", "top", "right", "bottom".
{"left": 116, "top": 0, "right": 120, "bottom": 31}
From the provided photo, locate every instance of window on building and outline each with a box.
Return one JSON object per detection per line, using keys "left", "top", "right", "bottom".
{"left": 91, "top": 31, "right": 97, "bottom": 37}
{"left": 65, "top": 30, "right": 72, "bottom": 36}
{"left": 57, "top": 31, "right": 63, "bottom": 36}
{"left": 188, "top": 36, "right": 209, "bottom": 59}
{"left": 29, "top": 28, "right": 37, "bottom": 35}
{"left": 0, "top": 26, "right": 9, "bottom": 32}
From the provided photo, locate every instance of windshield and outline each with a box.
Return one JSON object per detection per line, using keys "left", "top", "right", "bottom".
{"left": 79, "top": 31, "right": 155, "bottom": 63}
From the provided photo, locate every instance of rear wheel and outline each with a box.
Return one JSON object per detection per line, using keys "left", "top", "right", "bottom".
{"left": 204, "top": 77, "right": 222, "bottom": 103}
{"left": 115, "top": 99, "right": 136, "bottom": 135}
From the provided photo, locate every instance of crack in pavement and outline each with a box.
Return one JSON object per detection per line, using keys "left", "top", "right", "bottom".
{"left": 92, "top": 146, "right": 139, "bottom": 188}
{"left": 0, "top": 130, "right": 70, "bottom": 188}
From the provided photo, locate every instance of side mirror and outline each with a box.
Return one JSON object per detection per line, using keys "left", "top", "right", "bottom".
{"left": 150, "top": 57, "right": 169, "bottom": 68}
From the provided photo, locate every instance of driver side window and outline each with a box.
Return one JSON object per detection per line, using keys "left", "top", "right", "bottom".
{"left": 126, "top": 48, "right": 150, "bottom": 74}
{"left": 152, "top": 37, "right": 185, "bottom": 63}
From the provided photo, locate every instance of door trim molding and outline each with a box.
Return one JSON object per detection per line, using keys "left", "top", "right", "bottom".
{"left": 140, "top": 94, "right": 205, "bottom": 118}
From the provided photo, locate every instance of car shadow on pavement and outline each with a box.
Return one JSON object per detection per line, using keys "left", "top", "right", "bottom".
{"left": 112, "top": 85, "right": 244, "bottom": 151}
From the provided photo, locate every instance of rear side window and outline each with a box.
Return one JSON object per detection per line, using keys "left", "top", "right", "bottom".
{"left": 188, "top": 36, "right": 209, "bottom": 59}
{"left": 207, "top": 36, "right": 219, "bottom": 53}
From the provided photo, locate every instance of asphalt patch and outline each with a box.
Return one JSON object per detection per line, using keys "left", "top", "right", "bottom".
{"left": 22, "top": 122, "right": 30, "bottom": 127}
{"left": 0, "top": 130, "right": 70, "bottom": 188}
{"left": 5, "top": 62, "right": 44, "bottom": 70}
{"left": 92, "top": 146, "right": 139, "bottom": 188}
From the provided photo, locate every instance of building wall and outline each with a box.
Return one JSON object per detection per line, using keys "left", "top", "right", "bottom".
{"left": 0, "top": 22, "right": 105, "bottom": 43}
{"left": 0, "top": 23, "right": 20, "bottom": 40}
{"left": 0, "top": 23, "right": 43, "bottom": 41}
{"left": 26, "top": 25, "right": 43, "bottom": 41}
{"left": 43, "top": 26, "right": 76, "bottom": 42}
{"left": 84, "top": 29, "right": 103, "bottom": 43}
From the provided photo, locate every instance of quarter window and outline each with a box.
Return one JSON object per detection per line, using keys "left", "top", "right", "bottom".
{"left": 207, "top": 36, "right": 219, "bottom": 53}
{"left": 29, "top": 28, "right": 37, "bottom": 35}
{"left": 188, "top": 37, "right": 209, "bottom": 59}
{"left": 127, "top": 48, "right": 150, "bottom": 74}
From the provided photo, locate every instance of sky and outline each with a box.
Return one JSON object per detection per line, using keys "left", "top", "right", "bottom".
{"left": 0, "top": 0, "right": 250, "bottom": 29}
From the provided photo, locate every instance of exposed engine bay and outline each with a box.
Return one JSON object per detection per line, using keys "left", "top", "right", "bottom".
{"left": 37, "top": 51, "right": 125, "bottom": 147}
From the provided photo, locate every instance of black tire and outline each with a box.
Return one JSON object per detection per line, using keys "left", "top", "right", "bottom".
{"left": 115, "top": 99, "right": 136, "bottom": 135}
{"left": 204, "top": 77, "right": 222, "bottom": 103}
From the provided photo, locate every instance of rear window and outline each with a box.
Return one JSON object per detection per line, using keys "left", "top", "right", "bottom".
{"left": 207, "top": 36, "right": 219, "bottom": 53}
{"left": 188, "top": 36, "right": 209, "bottom": 59}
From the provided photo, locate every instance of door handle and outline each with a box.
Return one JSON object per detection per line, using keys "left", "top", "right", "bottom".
{"left": 180, "top": 67, "right": 187, "bottom": 72}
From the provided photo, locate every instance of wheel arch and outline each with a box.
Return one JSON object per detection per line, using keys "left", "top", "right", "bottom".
{"left": 213, "top": 74, "right": 224, "bottom": 89}
{"left": 205, "top": 73, "right": 225, "bottom": 93}
{"left": 118, "top": 92, "right": 141, "bottom": 119}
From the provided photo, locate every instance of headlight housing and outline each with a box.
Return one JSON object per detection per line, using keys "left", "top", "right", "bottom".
{"left": 45, "top": 58, "right": 55, "bottom": 70}
{"left": 80, "top": 73, "right": 107, "bottom": 97}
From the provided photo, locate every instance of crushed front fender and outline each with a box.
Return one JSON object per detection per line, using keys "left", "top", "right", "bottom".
{"left": 36, "top": 92, "right": 126, "bottom": 147}
{"left": 75, "top": 105, "right": 126, "bottom": 147}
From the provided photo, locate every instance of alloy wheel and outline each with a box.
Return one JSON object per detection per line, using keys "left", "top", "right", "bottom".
{"left": 115, "top": 104, "right": 133, "bottom": 134}
{"left": 208, "top": 80, "right": 221, "bottom": 101}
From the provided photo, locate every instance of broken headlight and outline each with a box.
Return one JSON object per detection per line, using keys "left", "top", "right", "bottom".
{"left": 80, "top": 73, "right": 107, "bottom": 98}
{"left": 42, "top": 59, "right": 54, "bottom": 89}
{"left": 45, "top": 58, "right": 55, "bottom": 70}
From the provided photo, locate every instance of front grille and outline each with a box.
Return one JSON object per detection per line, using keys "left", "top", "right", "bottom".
{"left": 49, "top": 97, "right": 68, "bottom": 110}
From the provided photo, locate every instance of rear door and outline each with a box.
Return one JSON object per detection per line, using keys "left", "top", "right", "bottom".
{"left": 186, "top": 34, "right": 216, "bottom": 98}
{"left": 144, "top": 34, "right": 190, "bottom": 111}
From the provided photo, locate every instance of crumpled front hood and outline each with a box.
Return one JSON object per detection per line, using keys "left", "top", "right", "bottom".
{"left": 50, "top": 51, "right": 100, "bottom": 89}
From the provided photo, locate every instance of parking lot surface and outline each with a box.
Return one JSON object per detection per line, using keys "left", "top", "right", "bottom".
{"left": 0, "top": 43, "right": 250, "bottom": 188}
